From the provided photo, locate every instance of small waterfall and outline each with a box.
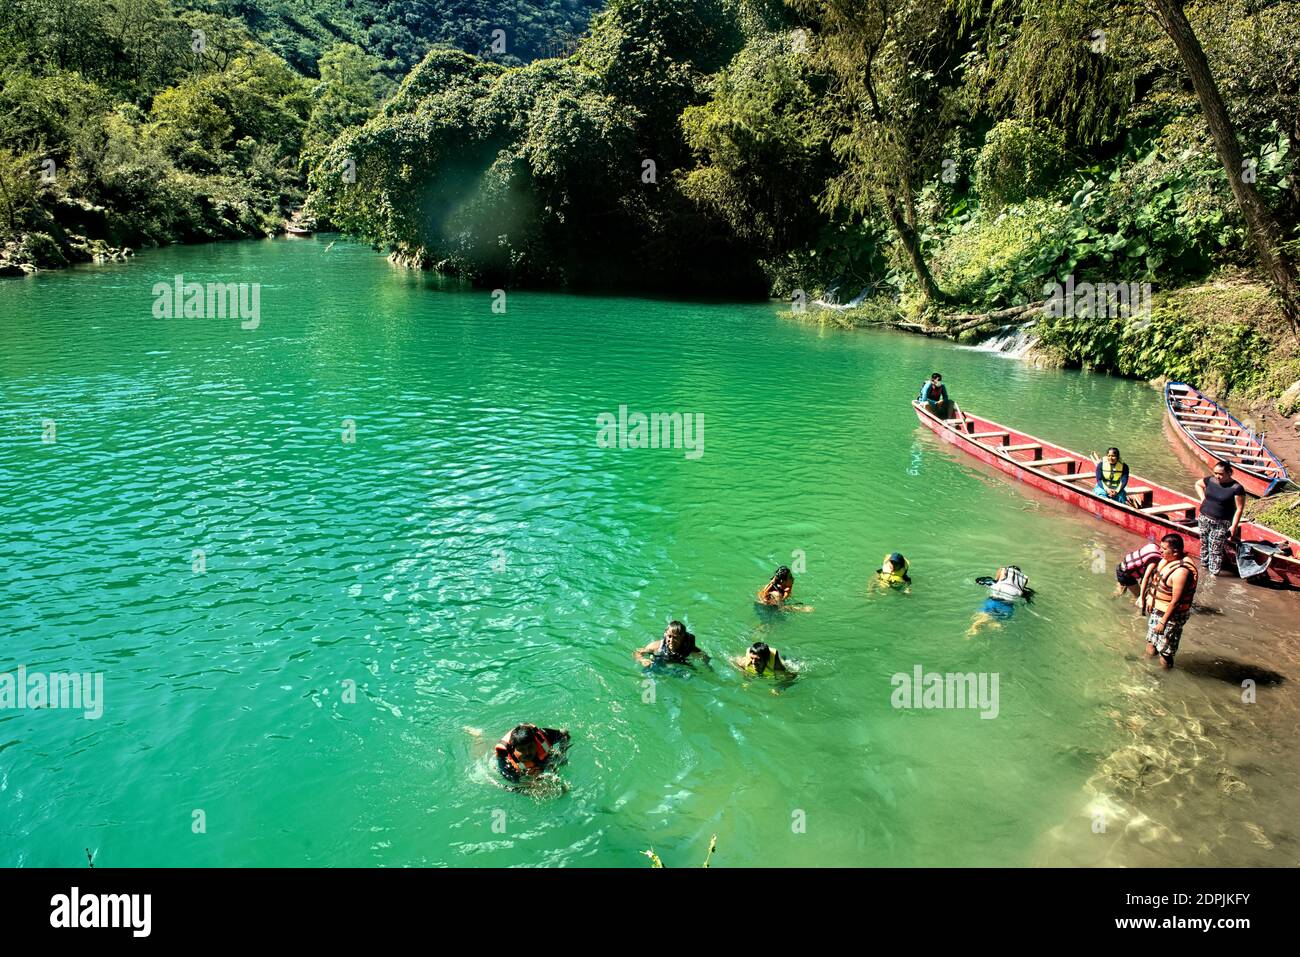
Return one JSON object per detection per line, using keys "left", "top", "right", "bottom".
{"left": 813, "top": 285, "right": 873, "bottom": 310}
{"left": 964, "top": 322, "right": 1038, "bottom": 359}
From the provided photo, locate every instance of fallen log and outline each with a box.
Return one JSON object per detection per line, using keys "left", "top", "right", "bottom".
{"left": 941, "top": 301, "right": 1046, "bottom": 333}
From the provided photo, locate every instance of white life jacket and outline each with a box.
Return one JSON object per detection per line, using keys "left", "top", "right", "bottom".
{"left": 989, "top": 566, "right": 1028, "bottom": 602}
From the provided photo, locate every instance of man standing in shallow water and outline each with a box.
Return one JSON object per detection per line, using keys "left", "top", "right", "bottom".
{"left": 1138, "top": 533, "right": 1198, "bottom": 669}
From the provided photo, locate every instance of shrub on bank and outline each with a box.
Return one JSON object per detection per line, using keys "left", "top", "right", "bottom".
{"left": 972, "top": 119, "right": 1069, "bottom": 213}
{"left": 1032, "top": 278, "right": 1277, "bottom": 395}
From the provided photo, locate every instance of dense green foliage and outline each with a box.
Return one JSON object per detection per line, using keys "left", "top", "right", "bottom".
{"left": 0, "top": 0, "right": 600, "bottom": 270}
{"left": 180, "top": 0, "right": 604, "bottom": 76}
{"left": 3, "top": 0, "right": 1299, "bottom": 401}
{"left": 307, "top": 0, "right": 778, "bottom": 291}
{"left": 973, "top": 120, "right": 1068, "bottom": 214}
{"left": 307, "top": 0, "right": 1298, "bottom": 327}
{"left": 1247, "top": 492, "right": 1300, "bottom": 538}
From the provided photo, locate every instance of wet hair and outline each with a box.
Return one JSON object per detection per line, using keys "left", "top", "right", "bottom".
{"left": 509, "top": 725, "right": 537, "bottom": 750}
{"left": 888, "top": 552, "right": 905, "bottom": 566}
{"left": 749, "top": 642, "right": 772, "bottom": 674}
{"left": 1106, "top": 447, "right": 1121, "bottom": 458}
{"left": 1160, "top": 533, "right": 1185, "bottom": 555}
{"left": 665, "top": 620, "right": 694, "bottom": 647}
{"left": 772, "top": 566, "right": 793, "bottom": 586}
{"left": 1214, "top": 461, "right": 1234, "bottom": 475}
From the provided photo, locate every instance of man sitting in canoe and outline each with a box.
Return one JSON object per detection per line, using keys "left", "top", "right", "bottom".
{"left": 967, "top": 565, "right": 1034, "bottom": 636}
{"left": 919, "top": 373, "right": 954, "bottom": 419}
{"left": 1137, "top": 533, "right": 1198, "bottom": 669}
{"left": 1091, "top": 447, "right": 1130, "bottom": 504}
{"left": 1113, "top": 541, "right": 1161, "bottom": 598}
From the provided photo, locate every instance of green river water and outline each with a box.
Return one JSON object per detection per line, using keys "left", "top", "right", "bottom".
{"left": 1, "top": 237, "right": 1297, "bottom": 867}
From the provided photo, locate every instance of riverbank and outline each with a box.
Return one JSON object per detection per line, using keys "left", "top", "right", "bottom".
{"left": 806, "top": 271, "right": 1300, "bottom": 477}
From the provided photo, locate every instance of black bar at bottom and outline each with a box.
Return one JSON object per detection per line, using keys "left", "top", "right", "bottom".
{"left": 0, "top": 867, "right": 1287, "bottom": 943}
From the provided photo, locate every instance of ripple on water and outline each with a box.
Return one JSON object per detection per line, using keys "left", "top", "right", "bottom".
{"left": 2, "top": 239, "right": 1299, "bottom": 866}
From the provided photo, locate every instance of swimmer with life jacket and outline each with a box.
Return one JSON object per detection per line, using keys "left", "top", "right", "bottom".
{"left": 967, "top": 565, "right": 1034, "bottom": 636}
{"left": 756, "top": 566, "right": 813, "bottom": 611}
{"left": 870, "top": 552, "right": 912, "bottom": 591}
{"left": 493, "top": 723, "right": 571, "bottom": 783}
{"left": 634, "top": 620, "right": 709, "bottom": 667}
{"left": 732, "top": 641, "right": 789, "bottom": 677}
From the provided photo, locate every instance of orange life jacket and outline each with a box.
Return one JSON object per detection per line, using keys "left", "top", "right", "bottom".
{"left": 495, "top": 729, "right": 550, "bottom": 775}
{"left": 1153, "top": 558, "right": 1197, "bottom": 614}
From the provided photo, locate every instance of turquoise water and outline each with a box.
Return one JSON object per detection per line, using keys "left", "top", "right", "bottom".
{"left": 2, "top": 237, "right": 1296, "bottom": 867}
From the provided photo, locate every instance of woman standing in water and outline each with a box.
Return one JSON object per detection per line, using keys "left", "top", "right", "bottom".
{"left": 1195, "top": 462, "right": 1246, "bottom": 577}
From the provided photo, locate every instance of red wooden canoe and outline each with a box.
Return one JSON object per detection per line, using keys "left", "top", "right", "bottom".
{"left": 1164, "top": 382, "right": 1289, "bottom": 497}
{"left": 912, "top": 401, "right": 1300, "bottom": 589}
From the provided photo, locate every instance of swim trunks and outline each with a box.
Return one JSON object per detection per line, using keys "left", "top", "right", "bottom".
{"left": 980, "top": 597, "right": 1015, "bottom": 620}
{"left": 1146, "top": 610, "right": 1189, "bottom": 663}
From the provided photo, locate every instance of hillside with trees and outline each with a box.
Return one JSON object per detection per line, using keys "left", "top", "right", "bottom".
{"left": 3, "top": 1, "right": 1298, "bottom": 413}
{"left": 0, "top": 0, "right": 602, "bottom": 272}
{"left": 307, "top": 0, "right": 1300, "bottom": 409}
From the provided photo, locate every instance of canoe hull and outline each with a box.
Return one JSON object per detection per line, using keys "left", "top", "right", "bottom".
{"left": 1163, "top": 382, "right": 1288, "bottom": 497}
{"left": 913, "top": 402, "right": 1300, "bottom": 589}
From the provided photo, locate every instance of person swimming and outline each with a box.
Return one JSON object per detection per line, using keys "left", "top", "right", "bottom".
{"left": 634, "top": 620, "right": 709, "bottom": 667}
{"left": 967, "top": 565, "right": 1034, "bottom": 636}
{"left": 732, "top": 641, "right": 789, "bottom": 677}
{"left": 493, "top": 723, "right": 571, "bottom": 783}
{"left": 871, "top": 552, "right": 911, "bottom": 590}
{"left": 756, "top": 566, "right": 813, "bottom": 611}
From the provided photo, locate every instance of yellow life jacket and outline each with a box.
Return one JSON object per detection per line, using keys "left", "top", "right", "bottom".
{"left": 878, "top": 555, "right": 910, "bottom": 586}
{"left": 744, "top": 652, "right": 782, "bottom": 676}
{"left": 1100, "top": 460, "right": 1126, "bottom": 494}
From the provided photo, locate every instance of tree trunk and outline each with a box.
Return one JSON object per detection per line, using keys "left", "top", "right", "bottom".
{"left": 902, "top": 171, "right": 918, "bottom": 230}
{"left": 1286, "top": 125, "right": 1300, "bottom": 232}
{"left": 1151, "top": 0, "right": 1300, "bottom": 329}
{"left": 884, "top": 190, "right": 945, "bottom": 302}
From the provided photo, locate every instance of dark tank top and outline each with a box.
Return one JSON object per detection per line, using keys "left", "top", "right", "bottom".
{"left": 1199, "top": 477, "right": 1244, "bottom": 521}
{"left": 656, "top": 633, "right": 697, "bottom": 663}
